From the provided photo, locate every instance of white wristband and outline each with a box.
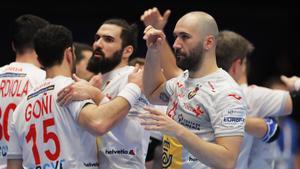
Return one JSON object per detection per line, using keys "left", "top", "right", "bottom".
{"left": 117, "top": 83, "right": 141, "bottom": 108}
{"left": 295, "top": 79, "right": 300, "bottom": 92}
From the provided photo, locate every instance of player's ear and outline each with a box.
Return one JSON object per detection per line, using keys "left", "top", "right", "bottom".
{"left": 65, "top": 47, "right": 73, "bottom": 65}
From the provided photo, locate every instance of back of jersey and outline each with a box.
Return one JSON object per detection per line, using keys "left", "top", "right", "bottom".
{"left": 8, "top": 76, "right": 98, "bottom": 169}
{"left": 0, "top": 62, "right": 45, "bottom": 169}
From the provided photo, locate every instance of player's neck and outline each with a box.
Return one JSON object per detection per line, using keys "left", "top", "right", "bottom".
{"left": 111, "top": 61, "right": 128, "bottom": 71}
{"left": 46, "top": 65, "right": 72, "bottom": 79}
{"left": 15, "top": 51, "right": 41, "bottom": 68}
{"left": 237, "top": 74, "right": 248, "bottom": 85}
{"left": 189, "top": 55, "right": 218, "bottom": 78}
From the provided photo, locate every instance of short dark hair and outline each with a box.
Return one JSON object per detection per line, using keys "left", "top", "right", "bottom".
{"left": 12, "top": 14, "right": 49, "bottom": 54}
{"left": 73, "top": 42, "right": 93, "bottom": 64}
{"left": 103, "top": 19, "right": 138, "bottom": 58}
{"left": 34, "top": 25, "right": 73, "bottom": 69}
{"left": 129, "top": 57, "right": 145, "bottom": 66}
{"left": 216, "top": 30, "right": 254, "bottom": 71}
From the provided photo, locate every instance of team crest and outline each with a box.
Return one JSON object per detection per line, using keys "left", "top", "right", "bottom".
{"left": 188, "top": 87, "right": 199, "bottom": 99}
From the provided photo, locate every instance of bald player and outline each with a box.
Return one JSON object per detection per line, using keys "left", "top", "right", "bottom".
{"left": 141, "top": 11, "right": 247, "bottom": 169}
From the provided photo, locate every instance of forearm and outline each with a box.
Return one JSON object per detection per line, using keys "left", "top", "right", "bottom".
{"left": 144, "top": 48, "right": 166, "bottom": 98}
{"left": 160, "top": 40, "right": 182, "bottom": 79}
{"left": 175, "top": 126, "right": 241, "bottom": 169}
{"left": 245, "top": 117, "right": 267, "bottom": 138}
{"left": 79, "top": 83, "right": 140, "bottom": 135}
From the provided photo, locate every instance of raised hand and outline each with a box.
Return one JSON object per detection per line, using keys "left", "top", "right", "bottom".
{"left": 143, "top": 25, "right": 166, "bottom": 50}
{"left": 280, "top": 75, "right": 300, "bottom": 92}
{"left": 141, "top": 7, "right": 171, "bottom": 30}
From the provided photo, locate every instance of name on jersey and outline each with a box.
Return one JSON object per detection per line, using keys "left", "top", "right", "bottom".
{"left": 0, "top": 77, "right": 29, "bottom": 98}
{"left": 105, "top": 148, "right": 136, "bottom": 156}
{"left": 29, "top": 159, "right": 65, "bottom": 169}
{"left": 25, "top": 89, "right": 54, "bottom": 122}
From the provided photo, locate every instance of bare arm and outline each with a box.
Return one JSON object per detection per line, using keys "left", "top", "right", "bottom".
{"left": 141, "top": 7, "right": 182, "bottom": 80}
{"left": 143, "top": 26, "right": 169, "bottom": 105}
{"left": 77, "top": 66, "right": 143, "bottom": 135}
{"left": 245, "top": 117, "right": 267, "bottom": 138}
{"left": 7, "top": 159, "right": 23, "bottom": 169}
{"left": 140, "top": 107, "right": 242, "bottom": 169}
{"left": 78, "top": 95, "right": 131, "bottom": 135}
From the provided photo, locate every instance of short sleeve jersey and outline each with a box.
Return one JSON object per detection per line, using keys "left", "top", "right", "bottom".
{"left": 0, "top": 62, "right": 45, "bottom": 169}
{"left": 239, "top": 84, "right": 289, "bottom": 169}
{"left": 162, "top": 69, "right": 247, "bottom": 169}
{"left": 98, "top": 66, "right": 150, "bottom": 169}
{"left": 7, "top": 76, "right": 98, "bottom": 169}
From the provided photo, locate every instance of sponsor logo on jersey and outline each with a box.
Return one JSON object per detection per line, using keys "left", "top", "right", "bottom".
{"left": 188, "top": 156, "right": 199, "bottom": 162}
{"left": 222, "top": 108, "right": 245, "bottom": 127}
{"left": 188, "top": 87, "right": 199, "bottom": 99}
{"left": 105, "top": 148, "right": 136, "bottom": 156}
{"left": 162, "top": 139, "right": 173, "bottom": 168}
{"left": 0, "top": 72, "right": 26, "bottom": 78}
{"left": 27, "top": 85, "right": 54, "bottom": 100}
{"left": 177, "top": 114, "right": 201, "bottom": 130}
{"left": 83, "top": 162, "right": 99, "bottom": 167}
{"left": 29, "top": 159, "right": 65, "bottom": 169}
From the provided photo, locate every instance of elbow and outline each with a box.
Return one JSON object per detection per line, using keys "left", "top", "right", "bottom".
{"left": 90, "top": 120, "right": 110, "bottom": 136}
{"left": 221, "top": 158, "right": 236, "bottom": 169}
{"left": 284, "top": 95, "right": 293, "bottom": 115}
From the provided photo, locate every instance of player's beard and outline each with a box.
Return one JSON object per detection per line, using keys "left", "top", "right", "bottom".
{"left": 175, "top": 42, "right": 204, "bottom": 72}
{"left": 87, "top": 48, "right": 123, "bottom": 74}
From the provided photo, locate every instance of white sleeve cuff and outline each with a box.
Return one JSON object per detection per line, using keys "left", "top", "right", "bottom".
{"left": 117, "top": 83, "right": 141, "bottom": 108}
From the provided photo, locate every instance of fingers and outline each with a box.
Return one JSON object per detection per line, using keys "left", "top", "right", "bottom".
{"left": 163, "top": 9, "right": 171, "bottom": 21}
{"left": 57, "top": 90, "right": 74, "bottom": 106}
{"left": 72, "top": 74, "right": 82, "bottom": 82}
{"left": 144, "top": 106, "right": 163, "bottom": 115}
{"left": 57, "top": 85, "right": 72, "bottom": 100}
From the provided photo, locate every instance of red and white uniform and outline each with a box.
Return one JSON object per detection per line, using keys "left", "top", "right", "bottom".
{"left": 0, "top": 62, "right": 45, "bottom": 169}
{"left": 237, "top": 84, "right": 289, "bottom": 169}
{"left": 7, "top": 76, "right": 98, "bottom": 169}
{"left": 98, "top": 66, "right": 150, "bottom": 169}
{"left": 162, "top": 69, "right": 247, "bottom": 169}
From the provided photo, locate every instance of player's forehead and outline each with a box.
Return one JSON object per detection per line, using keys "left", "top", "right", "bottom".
{"left": 96, "top": 24, "right": 122, "bottom": 39}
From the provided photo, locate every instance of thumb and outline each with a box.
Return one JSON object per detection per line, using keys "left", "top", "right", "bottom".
{"left": 280, "top": 75, "right": 288, "bottom": 83}
{"left": 132, "top": 64, "right": 140, "bottom": 73}
{"left": 72, "top": 74, "right": 81, "bottom": 82}
{"left": 163, "top": 10, "right": 171, "bottom": 21}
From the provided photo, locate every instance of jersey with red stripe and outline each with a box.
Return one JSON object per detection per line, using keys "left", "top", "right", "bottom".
{"left": 98, "top": 66, "right": 150, "bottom": 169}
{"left": 7, "top": 76, "right": 98, "bottom": 169}
{"left": 162, "top": 69, "right": 247, "bottom": 169}
{"left": 0, "top": 62, "right": 45, "bottom": 169}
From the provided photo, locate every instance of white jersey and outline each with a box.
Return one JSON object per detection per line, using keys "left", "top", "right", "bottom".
{"left": 236, "top": 84, "right": 289, "bottom": 169}
{"left": 98, "top": 66, "right": 150, "bottom": 169}
{"left": 162, "top": 69, "right": 247, "bottom": 169}
{"left": 0, "top": 62, "right": 45, "bottom": 169}
{"left": 7, "top": 76, "right": 98, "bottom": 169}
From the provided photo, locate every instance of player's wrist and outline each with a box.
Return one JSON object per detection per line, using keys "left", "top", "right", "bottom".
{"left": 117, "top": 83, "right": 141, "bottom": 108}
